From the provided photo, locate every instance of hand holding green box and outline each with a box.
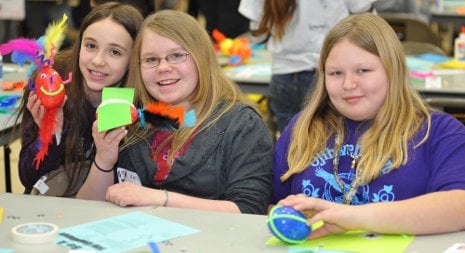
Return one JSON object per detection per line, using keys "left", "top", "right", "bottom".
{"left": 97, "top": 87, "right": 136, "bottom": 132}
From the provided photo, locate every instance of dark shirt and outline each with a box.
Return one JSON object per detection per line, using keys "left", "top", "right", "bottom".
{"left": 19, "top": 99, "right": 95, "bottom": 193}
{"left": 117, "top": 103, "right": 274, "bottom": 214}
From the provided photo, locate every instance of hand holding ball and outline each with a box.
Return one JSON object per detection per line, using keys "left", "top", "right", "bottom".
{"left": 267, "top": 205, "right": 311, "bottom": 244}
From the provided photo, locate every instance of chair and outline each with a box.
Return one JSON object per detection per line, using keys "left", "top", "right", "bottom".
{"left": 379, "top": 13, "right": 440, "bottom": 46}
{"left": 424, "top": 97, "right": 465, "bottom": 125}
{"left": 401, "top": 41, "right": 448, "bottom": 56}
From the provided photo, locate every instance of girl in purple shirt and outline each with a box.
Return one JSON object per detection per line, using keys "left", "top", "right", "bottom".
{"left": 274, "top": 13, "right": 465, "bottom": 239}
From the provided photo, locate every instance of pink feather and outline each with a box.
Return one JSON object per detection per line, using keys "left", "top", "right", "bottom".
{"left": 0, "top": 38, "right": 42, "bottom": 59}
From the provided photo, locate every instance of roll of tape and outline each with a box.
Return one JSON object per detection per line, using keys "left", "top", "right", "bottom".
{"left": 11, "top": 222, "right": 59, "bottom": 244}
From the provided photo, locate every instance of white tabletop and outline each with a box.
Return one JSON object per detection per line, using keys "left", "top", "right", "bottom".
{"left": 1, "top": 193, "right": 464, "bottom": 253}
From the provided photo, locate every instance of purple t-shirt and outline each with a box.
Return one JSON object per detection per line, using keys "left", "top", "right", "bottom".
{"left": 272, "top": 112, "right": 465, "bottom": 204}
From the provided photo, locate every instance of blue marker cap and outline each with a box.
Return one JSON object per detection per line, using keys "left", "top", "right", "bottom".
{"left": 148, "top": 241, "right": 160, "bottom": 253}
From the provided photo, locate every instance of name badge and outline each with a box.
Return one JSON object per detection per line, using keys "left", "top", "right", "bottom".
{"left": 116, "top": 167, "right": 142, "bottom": 185}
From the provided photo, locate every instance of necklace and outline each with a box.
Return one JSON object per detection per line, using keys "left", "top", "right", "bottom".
{"left": 332, "top": 133, "right": 363, "bottom": 204}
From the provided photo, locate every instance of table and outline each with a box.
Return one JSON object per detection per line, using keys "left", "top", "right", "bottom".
{"left": 223, "top": 49, "right": 271, "bottom": 95}
{"left": 431, "top": 1, "right": 465, "bottom": 25}
{"left": 410, "top": 69, "right": 465, "bottom": 113}
{"left": 224, "top": 51, "right": 465, "bottom": 110}
{"left": 1, "top": 193, "right": 465, "bottom": 253}
{"left": 1, "top": 63, "right": 26, "bottom": 193}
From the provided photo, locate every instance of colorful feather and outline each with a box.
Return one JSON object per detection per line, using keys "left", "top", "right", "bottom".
{"left": 0, "top": 14, "right": 70, "bottom": 171}
{"left": 146, "top": 102, "right": 185, "bottom": 124}
{"left": 0, "top": 38, "right": 42, "bottom": 66}
{"left": 141, "top": 102, "right": 184, "bottom": 131}
{"left": 44, "top": 14, "right": 68, "bottom": 60}
{"left": 34, "top": 107, "right": 58, "bottom": 169}
{"left": 139, "top": 102, "right": 196, "bottom": 131}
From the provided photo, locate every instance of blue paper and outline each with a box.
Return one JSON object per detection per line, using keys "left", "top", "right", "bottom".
{"left": 225, "top": 63, "right": 271, "bottom": 78}
{"left": 406, "top": 56, "right": 435, "bottom": 71}
{"left": 417, "top": 53, "right": 451, "bottom": 63}
{"left": 0, "top": 95, "right": 21, "bottom": 114}
{"left": 54, "top": 211, "right": 199, "bottom": 253}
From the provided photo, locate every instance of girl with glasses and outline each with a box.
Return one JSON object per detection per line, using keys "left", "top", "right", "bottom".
{"left": 77, "top": 10, "right": 274, "bottom": 215}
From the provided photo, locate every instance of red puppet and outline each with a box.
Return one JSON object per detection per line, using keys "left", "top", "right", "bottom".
{"left": 33, "top": 66, "right": 71, "bottom": 169}
{"left": 0, "top": 14, "right": 72, "bottom": 170}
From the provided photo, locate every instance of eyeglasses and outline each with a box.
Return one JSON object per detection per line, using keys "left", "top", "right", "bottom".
{"left": 140, "top": 51, "right": 190, "bottom": 68}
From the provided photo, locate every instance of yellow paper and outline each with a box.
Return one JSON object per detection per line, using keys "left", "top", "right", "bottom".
{"left": 439, "top": 59, "right": 465, "bottom": 69}
{"left": 266, "top": 230, "right": 414, "bottom": 253}
{"left": 0, "top": 207, "right": 3, "bottom": 224}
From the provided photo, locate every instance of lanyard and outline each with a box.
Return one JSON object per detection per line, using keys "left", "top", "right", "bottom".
{"left": 332, "top": 133, "right": 363, "bottom": 204}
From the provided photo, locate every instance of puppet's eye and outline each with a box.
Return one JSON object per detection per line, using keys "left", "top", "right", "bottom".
{"left": 40, "top": 73, "right": 47, "bottom": 79}
{"left": 53, "top": 71, "right": 59, "bottom": 76}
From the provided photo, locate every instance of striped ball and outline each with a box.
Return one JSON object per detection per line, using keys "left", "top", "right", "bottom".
{"left": 267, "top": 205, "right": 311, "bottom": 244}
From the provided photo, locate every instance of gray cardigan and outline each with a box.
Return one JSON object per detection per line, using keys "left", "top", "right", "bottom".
{"left": 117, "top": 103, "right": 274, "bottom": 214}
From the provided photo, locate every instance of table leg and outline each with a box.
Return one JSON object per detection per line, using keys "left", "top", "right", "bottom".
{"left": 4, "top": 145, "right": 12, "bottom": 193}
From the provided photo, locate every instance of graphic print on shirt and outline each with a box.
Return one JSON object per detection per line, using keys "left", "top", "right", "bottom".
{"left": 372, "top": 185, "right": 395, "bottom": 202}
{"left": 302, "top": 179, "right": 320, "bottom": 198}
{"left": 314, "top": 167, "right": 370, "bottom": 205}
{"left": 300, "top": 143, "right": 396, "bottom": 205}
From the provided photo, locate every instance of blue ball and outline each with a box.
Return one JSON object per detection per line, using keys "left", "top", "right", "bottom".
{"left": 267, "top": 205, "right": 311, "bottom": 244}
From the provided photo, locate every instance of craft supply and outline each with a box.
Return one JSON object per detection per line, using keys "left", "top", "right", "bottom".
{"left": 97, "top": 87, "right": 195, "bottom": 132}
{"left": 267, "top": 205, "right": 311, "bottom": 244}
{"left": 2, "top": 80, "right": 26, "bottom": 91}
{"left": 11, "top": 222, "right": 59, "bottom": 244}
{"left": 0, "top": 95, "right": 21, "bottom": 111}
{"left": 0, "top": 53, "right": 3, "bottom": 83}
{"left": 455, "top": 26, "right": 465, "bottom": 62}
{"left": 212, "top": 29, "right": 251, "bottom": 66}
{"left": 0, "top": 14, "right": 71, "bottom": 171}
{"left": 148, "top": 241, "right": 160, "bottom": 253}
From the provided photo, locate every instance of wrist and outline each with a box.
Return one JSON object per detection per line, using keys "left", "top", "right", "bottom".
{"left": 163, "top": 189, "right": 169, "bottom": 207}
{"left": 93, "top": 159, "right": 114, "bottom": 173}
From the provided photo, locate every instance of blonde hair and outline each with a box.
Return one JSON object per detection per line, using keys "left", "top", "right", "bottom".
{"left": 126, "top": 10, "right": 253, "bottom": 164}
{"left": 282, "top": 13, "right": 431, "bottom": 183}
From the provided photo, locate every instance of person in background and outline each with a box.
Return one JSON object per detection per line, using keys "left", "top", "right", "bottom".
{"left": 373, "top": 0, "right": 433, "bottom": 22}
{"left": 90, "top": 0, "right": 155, "bottom": 16}
{"left": 90, "top": 0, "right": 179, "bottom": 15}
{"left": 154, "top": 0, "right": 180, "bottom": 11}
{"left": 69, "top": 0, "right": 153, "bottom": 46}
{"left": 77, "top": 10, "right": 274, "bottom": 215}
{"left": 239, "top": 0, "right": 375, "bottom": 133}
{"left": 274, "top": 13, "right": 465, "bottom": 239}
{"left": 199, "top": 0, "right": 249, "bottom": 39}
{"left": 187, "top": 0, "right": 200, "bottom": 18}
{"left": 24, "top": 0, "right": 75, "bottom": 38}
{"left": 24, "top": 0, "right": 77, "bottom": 49}
{"left": 18, "top": 2, "right": 143, "bottom": 196}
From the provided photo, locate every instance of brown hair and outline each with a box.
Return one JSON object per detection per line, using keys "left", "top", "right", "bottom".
{"left": 255, "top": 0, "right": 296, "bottom": 40}
{"left": 16, "top": 2, "right": 143, "bottom": 195}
